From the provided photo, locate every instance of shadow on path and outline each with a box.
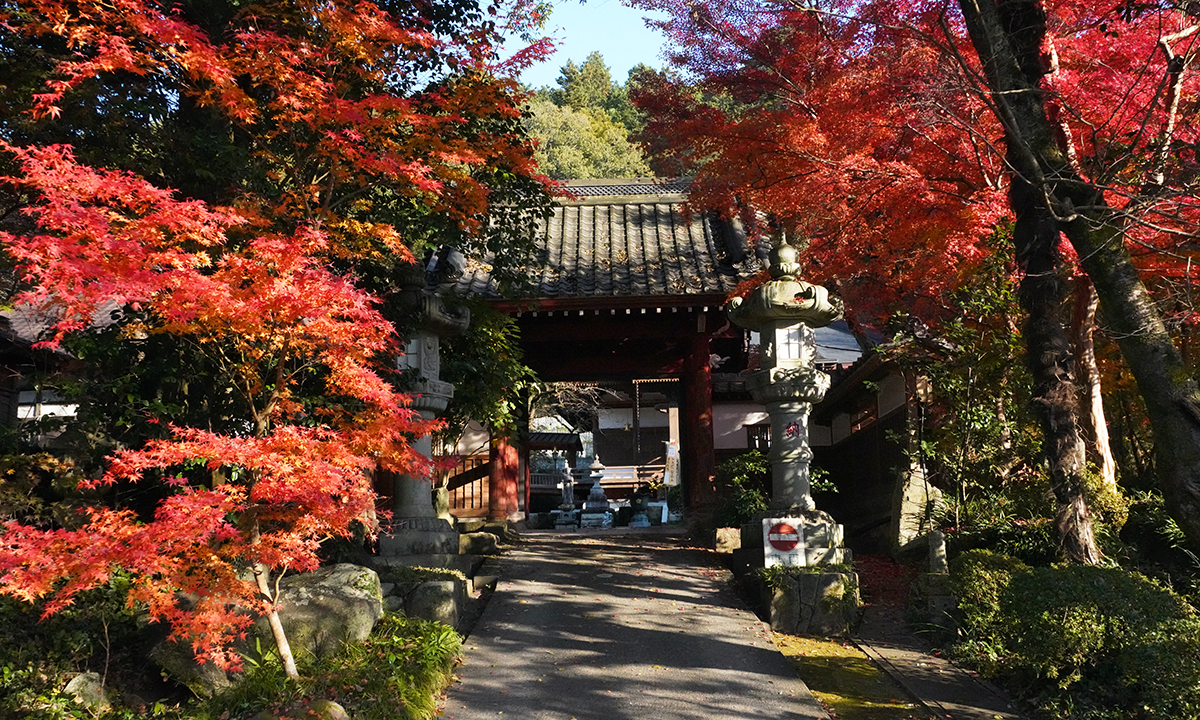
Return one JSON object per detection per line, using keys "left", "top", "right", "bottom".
{"left": 445, "top": 532, "right": 829, "bottom": 720}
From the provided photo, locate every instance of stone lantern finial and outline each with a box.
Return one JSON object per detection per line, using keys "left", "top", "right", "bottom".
{"left": 769, "top": 239, "right": 801, "bottom": 281}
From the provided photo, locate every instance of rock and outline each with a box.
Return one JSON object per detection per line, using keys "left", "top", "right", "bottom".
{"left": 150, "top": 641, "right": 237, "bottom": 698}
{"left": 715, "top": 527, "right": 741, "bottom": 554}
{"left": 251, "top": 698, "right": 350, "bottom": 720}
{"left": 309, "top": 699, "right": 351, "bottom": 720}
{"left": 405, "top": 580, "right": 461, "bottom": 627}
{"left": 64, "top": 672, "right": 110, "bottom": 711}
{"left": 270, "top": 563, "right": 383, "bottom": 660}
{"left": 767, "top": 576, "right": 801, "bottom": 634}
{"left": 765, "top": 572, "right": 859, "bottom": 636}
{"left": 460, "top": 531, "right": 500, "bottom": 555}
{"left": 457, "top": 519, "right": 487, "bottom": 534}
{"left": 479, "top": 521, "right": 520, "bottom": 543}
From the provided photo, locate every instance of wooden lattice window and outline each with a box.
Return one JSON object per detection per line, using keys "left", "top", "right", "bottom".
{"left": 747, "top": 424, "right": 771, "bottom": 451}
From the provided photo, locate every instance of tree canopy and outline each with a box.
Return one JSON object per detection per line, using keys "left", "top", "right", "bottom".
{"left": 525, "top": 51, "right": 652, "bottom": 179}
{"left": 0, "top": 0, "right": 553, "bottom": 675}
{"left": 630, "top": 0, "right": 1200, "bottom": 554}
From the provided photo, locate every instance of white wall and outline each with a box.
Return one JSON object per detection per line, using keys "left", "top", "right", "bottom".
{"left": 598, "top": 407, "right": 669, "bottom": 429}
{"left": 449, "top": 420, "right": 491, "bottom": 456}
{"left": 713, "top": 402, "right": 769, "bottom": 449}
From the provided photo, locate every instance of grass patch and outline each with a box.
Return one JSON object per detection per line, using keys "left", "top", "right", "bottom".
{"left": 774, "top": 634, "right": 931, "bottom": 720}
{"left": 376, "top": 566, "right": 467, "bottom": 584}
{"left": 198, "top": 612, "right": 463, "bottom": 720}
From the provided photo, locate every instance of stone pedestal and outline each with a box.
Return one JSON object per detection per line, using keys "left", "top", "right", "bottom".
{"left": 739, "top": 510, "right": 851, "bottom": 567}
{"left": 764, "top": 571, "right": 859, "bottom": 637}
{"left": 554, "top": 509, "right": 578, "bottom": 530}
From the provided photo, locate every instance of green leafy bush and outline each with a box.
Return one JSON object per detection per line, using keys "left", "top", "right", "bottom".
{"left": 951, "top": 550, "right": 1200, "bottom": 719}
{"left": 0, "top": 573, "right": 171, "bottom": 720}
{"left": 950, "top": 550, "right": 1030, "bottom": 641}
{"left": 711, "top": 451, "right": 770, "bottom": 527}
{"left": 2, "top": 574, "right": 462, "bottom": 720}
{"left": 199, "top": 613, "right": 463, "bottom": 720}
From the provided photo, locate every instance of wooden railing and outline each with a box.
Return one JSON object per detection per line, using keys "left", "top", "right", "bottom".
{"left": 532, "top": 464, "right": 666, "bottom": 500}
{"left": 442, "top": 455, "right": 489, "bottom": 518}
{"left": 446, "top": 460, "right": 668, "bottom": 517}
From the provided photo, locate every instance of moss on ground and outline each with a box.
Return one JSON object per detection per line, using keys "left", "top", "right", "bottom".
{"left": 774, "top": 634, "right": 932, "bottom": 720}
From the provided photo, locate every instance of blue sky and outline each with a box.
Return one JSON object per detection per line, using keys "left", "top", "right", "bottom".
{"left": 518, "top": 1, "right": 671, "bottom": 89}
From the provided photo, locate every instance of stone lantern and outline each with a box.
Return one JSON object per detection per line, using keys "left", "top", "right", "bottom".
{"left": 377, "top": 251, "right": 470, "bottom": 558}
{"left": 726, "top": 237, "right": 849, "bottom": 567}
{"left": 726, "top": 238, "right": 842, "bottom": 510}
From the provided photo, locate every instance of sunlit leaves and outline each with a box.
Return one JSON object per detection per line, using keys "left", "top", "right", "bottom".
{"left": 0, "top": 0, "right": 554, "bottom": 671}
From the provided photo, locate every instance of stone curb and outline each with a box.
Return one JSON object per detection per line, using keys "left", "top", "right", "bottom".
{"left": 851, "top": 637, "right": 1027, "bottom": 720}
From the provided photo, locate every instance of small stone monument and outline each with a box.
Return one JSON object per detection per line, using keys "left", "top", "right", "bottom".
{"left": 629, "top": 484, "right": 652, "bottom": 528}
{"left": 378, "top": 252, "right": 469, "bottom": 559}
{"left": 555, "top": 467, "right": 578, "bottom": 530}
{"left": 579, "top": 458, "right": 613, "bottom": 529}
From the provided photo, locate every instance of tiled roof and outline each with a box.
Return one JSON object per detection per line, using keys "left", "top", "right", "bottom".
{"left": 560, "top": 178, "right": 692, "bottom": 199}
{"left": 457, "top": 180, "right": 764, "bottom": 302}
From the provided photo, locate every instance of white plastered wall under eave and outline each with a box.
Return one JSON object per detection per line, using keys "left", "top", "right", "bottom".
{"left": 713, "top": 402, "right": 769, "bottom": 449}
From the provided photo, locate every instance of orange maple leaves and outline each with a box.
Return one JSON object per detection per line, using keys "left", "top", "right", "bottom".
{"left": 0, "top": 139, "right": 431, "bottom": 667}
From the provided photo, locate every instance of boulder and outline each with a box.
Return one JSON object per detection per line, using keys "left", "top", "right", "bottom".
{"left": 149, "top": 641, "right": 237, "bottom": 698}
{"left": 270, "top": 563, "right": 383, "bottom": 660}
{"left": 460, "top": 531, "right": 500, "bottom": 555}
{"left": 251, "top": 699, "right": 350, "bottom": 720}
{"left": 405, "top": 580, "right": 461, "bottom": 628}
{"left": 65, "top": 672, "right": 110, "bottom": 712}
{"left": 715, "top": 527, "right": 741, "bottom": 554}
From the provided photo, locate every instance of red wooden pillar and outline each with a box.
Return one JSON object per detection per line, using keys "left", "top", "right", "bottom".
{"left": 684, "top": 327, "right": 716, "bottom": 507}
{"left": 488, "top": 432, "right": 521, "bottom": 521}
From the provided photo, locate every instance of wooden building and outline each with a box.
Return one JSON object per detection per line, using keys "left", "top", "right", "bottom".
{"left": 449, "top": 178, "right": 863, "bottom": 522}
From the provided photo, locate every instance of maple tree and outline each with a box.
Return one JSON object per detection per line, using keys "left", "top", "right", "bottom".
{"left": 631, "top": 0, "right": 1200, "bottom": 557}
{"left": 0, "top": 0, "right": 553, "bottom": 679}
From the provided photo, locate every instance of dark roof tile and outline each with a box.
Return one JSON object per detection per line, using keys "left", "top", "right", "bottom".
{"left": 458, "top": 180, "right": 764, "bottom": 303}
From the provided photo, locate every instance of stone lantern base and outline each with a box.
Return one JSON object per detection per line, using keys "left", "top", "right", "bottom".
{"left": 377, "top": 517, "right": 459, "bottom": 556}
{"left": 735, "top": 509, "right": 852, "bottom": 568}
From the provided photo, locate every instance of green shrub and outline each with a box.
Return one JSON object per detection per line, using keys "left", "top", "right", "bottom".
{"left": 945, "top": 513, "right": 1061, "bottom": 566}
{"left": 711, "top": 451, "right": 770, "bottom": 527}
{"left": 0, "top": 574, "right": 170, "bottom": 720}
{"left": 951, "top": 551, "right": 1200, "bottom": 719}
{"left": 198, "top": 612, "right": 463, "bottom": 720}
{"left": 949, "top": 549, "right": 1029, "bottom": 641}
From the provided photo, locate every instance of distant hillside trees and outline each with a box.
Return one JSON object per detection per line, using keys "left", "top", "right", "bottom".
{"left": 526, "top": 52, "right": 652, "bottom": 179}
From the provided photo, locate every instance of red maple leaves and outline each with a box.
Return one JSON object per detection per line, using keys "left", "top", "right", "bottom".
{"left": 632, "top": 0, "right": 1200, "bottom": 327}
{"left": 0, "top": 0, "right": 550, "bottom": 670}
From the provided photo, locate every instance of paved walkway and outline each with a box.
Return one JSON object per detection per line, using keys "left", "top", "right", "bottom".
{"left": 445, "top": 530, "right": 829, "bottom": 720}
{"left": 854, "top": 602, "right": 1027, "bottom": 720}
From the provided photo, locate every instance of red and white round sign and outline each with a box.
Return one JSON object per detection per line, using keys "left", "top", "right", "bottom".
{"left": 767, "top": 522, "right": 800, "bottom": 551}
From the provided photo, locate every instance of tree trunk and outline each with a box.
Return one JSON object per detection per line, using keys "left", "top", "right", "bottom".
{"left": 1072, "top": 277, "right": 1119, "bottom": 493}
{"left": 254, "top": 561, "right": 300, "bottom": 681}
{"left": 959, "top": 0, "right": 1200, "bottom": 548}
{"left": 249, "top": 519, "right": 300, "bottom": 680}
{"left": 1010, "top": 170, "right": 1102, "bottom": 564}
